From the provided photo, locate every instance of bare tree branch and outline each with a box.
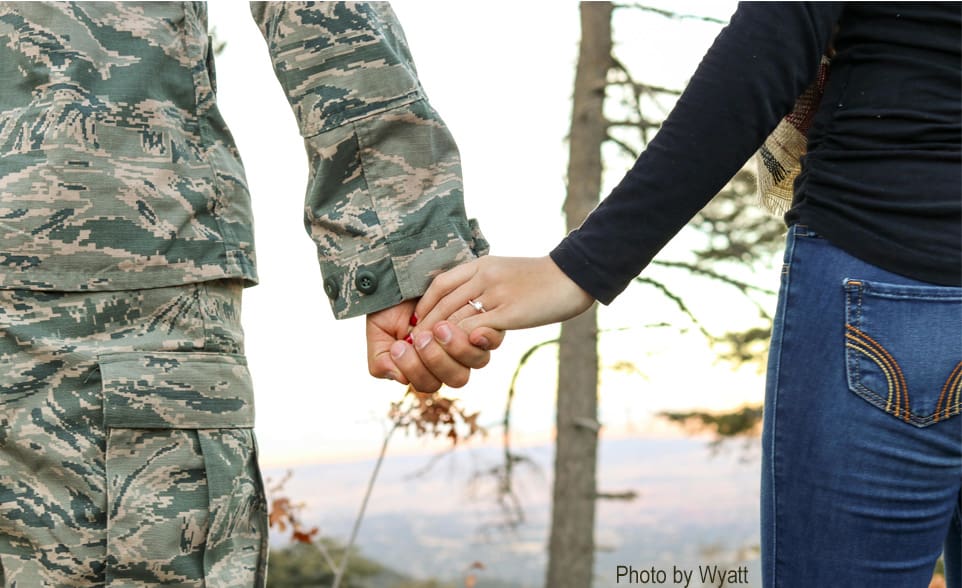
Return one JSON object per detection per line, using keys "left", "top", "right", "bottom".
{"left": 609, "top": 79, "right": 684, "bottom": 98}
{"left": 316, "top": 544, "right": 339, "bottom": 578}
{"left": 605, "top": 133, "right": 640, "bottom": 159}
{"left": 609, "top": 57, "right": 683, "bottom": 123}
{"left": 503, "top": 338, "right": 559, "bottom": 502}
{"left": 614, "top": 3, "right": 728, "bottom": 25}
{"left": 608, "top": 57, "right": 681, "bottom": 145}
{"left": 650, "top": 259, "right": 777, "bottom": 296}
{"left": 596, "top": 490, "right": 639, "bottom": 501}
{"left": 610, "top": 57, "right": 645, "bottom": 129}
{"left": 331, "top": 421, "right": 399, "bottom": 588}
{"left": 606, "top": 119, "right": 662, "bottom": 130}
{"left": 402, "top": 444, "right": 457, "bottom": 480}
{"left": 610, "top": 58, "right": 684, "bottom": 97}
{"left": 634, "top": 276, "right": 714, "bottom": 340}
{"left": 468, "top": 453, "right": 536, "bottom": 531}
{"left": 648, "top": 258, "right": 776, "bottom": 324}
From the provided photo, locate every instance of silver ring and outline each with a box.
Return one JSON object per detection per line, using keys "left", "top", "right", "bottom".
{"left": 468, "top": 298, "right": 485, "bottom": 313}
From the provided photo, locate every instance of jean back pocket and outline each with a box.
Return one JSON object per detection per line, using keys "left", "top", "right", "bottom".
{"left": 844, "top": 279, "right": 962, "bottom": 427}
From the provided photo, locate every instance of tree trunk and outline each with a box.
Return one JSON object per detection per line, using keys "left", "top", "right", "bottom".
{"left": 546, "top": 4, "right": 612, "bottom": 588}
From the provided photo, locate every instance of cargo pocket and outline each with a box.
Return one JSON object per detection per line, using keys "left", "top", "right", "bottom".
{"left": 844, "top": 279, "right": 962, "bottom": 427}
{"left": 100, "top": 351, "right": 267, "bottom": 587}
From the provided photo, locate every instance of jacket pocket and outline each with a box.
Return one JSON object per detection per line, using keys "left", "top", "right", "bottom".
{"left": 100, "top": 351, "right": 267, "bottom": 586}
{"left": 844, "top": 279, "right": 962, "bottom": 427}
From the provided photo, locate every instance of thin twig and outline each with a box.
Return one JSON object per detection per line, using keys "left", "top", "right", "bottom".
{"left": 503, "top": 338, "right": 559, "bottom": 498}
{"left": 611, "top": 57, "right": 642, "bottom": 118}
{"left": 650, "top": 259, "right": 777, "bottom": 296}
{"left": 315, "top": 542, "right": 339, "bottom": 577}
{"left": 610, "top": 59, "right": 683, "bottom": 96}
{"left": 654, "top": 258, "right": 776, "bottom": 321}
{"left": 331, "top": 421, "right": 400, "bottom": 588}
{"left": 596, "top": 490, "right": 639, "bottom": 500}
{"left": 402, "top": 443, "right": 457, "bottom": 480}
{"left": 606, "top": 119, "right": 663, "bottom": 130}
{"left": 614, "top": 3, "right": 728, "bottom": 25}
{"left": 608, "top": 58, "right": 679, "bottom": 148}
{"left": 634, "top": 276, "right": 714, "bottom": 341}
{"left": 635, "top": 82, "right": 683, "bottom": 97}
{"left": 605, "top": 133, "right": 640, "bottom": 159}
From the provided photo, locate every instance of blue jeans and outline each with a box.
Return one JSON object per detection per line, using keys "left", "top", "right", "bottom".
{"left": 762, "top": 225, "right": 962, "bottom": 587}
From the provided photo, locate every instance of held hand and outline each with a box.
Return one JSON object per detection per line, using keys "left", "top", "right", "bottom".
{"left": 367, "top": 299, "right": 421, "bottom": 385}
{"left": 413, "top": 256, "right": 595, "bottom": 336}
{"left": 367, "top": 299, "right": 504, "bottom": 392}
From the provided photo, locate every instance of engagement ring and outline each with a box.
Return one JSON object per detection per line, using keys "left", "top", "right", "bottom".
{"left": 468, "top": 298, "right": 486, "bottom": 313}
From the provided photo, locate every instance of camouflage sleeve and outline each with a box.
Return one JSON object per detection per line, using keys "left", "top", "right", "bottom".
{"left": 249, "top": 2, "right": 488, "bottom": 319}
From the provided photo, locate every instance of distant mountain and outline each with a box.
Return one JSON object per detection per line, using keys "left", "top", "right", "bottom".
{"left": 264, "top": 436, "right": 761, "bottom": 587}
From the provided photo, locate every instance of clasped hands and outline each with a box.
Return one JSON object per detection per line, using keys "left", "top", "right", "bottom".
{"left": 366, "top": 255, "right": 594, "bottom": 392}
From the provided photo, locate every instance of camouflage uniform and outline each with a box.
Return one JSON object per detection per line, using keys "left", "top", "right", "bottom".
{"left": 0, "top": 2, "right": 486, "bottom": 585}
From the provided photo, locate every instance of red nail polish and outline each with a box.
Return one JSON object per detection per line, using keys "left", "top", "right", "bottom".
{"left": 404, "top": 334, "right": 414, "bottom": 345}
{"left": 409, "top": 313, "right": 419, "bottom": 327}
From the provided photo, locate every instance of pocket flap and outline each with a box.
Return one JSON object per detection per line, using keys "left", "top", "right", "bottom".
{"left": 100, "top": 352, "right": 254, "bottom": 429}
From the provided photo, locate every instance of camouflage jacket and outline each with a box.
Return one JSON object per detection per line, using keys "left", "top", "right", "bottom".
{"left": 0, "top": 2, "right": 487, "bottom": 318}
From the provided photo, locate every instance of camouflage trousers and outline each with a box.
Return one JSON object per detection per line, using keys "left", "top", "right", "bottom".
{"left": 0, "top": 280, "right": 268, "bottom": 587}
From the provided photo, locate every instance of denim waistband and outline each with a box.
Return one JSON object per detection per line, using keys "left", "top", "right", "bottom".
{"left": 790, "top": 223, "right": 821, "bottom": 239}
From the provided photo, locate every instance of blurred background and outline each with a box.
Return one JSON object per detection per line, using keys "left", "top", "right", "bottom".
{"left": 206, "top": 1, "right": 780, "bottom": 586}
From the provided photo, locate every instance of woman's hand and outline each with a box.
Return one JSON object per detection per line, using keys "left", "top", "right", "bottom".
{"left": 413, "top": 256, "right": 595, "bottom": 337}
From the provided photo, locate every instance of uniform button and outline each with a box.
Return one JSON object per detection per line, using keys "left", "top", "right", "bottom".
{"left": 355, "top": 270, "right": 378, "bottom": 295}
{"left": 323, "top": 276, "right": 340, "bottom": 300}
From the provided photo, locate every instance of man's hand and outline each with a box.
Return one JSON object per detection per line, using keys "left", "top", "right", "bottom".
{"left": 366, "top": 300, "right": 503, "bottom": 393}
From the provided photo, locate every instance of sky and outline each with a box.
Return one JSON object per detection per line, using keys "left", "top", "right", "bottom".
{"left": 204, "top": 1, "right": 764, "bottom": 468}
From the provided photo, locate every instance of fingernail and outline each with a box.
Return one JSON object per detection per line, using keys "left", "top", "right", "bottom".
{"left": 415, "top": 331, "right": 433, "bottom": 350}
{"left": 435, "top": 323, "right": 452, "bottom": 344}
{"left": 475, "top": 336, "right": 490, "bottom": 350}
{"left": 409, "top": 313, "right": 419, "bottom": 327}
{"left": 404, "top": 334, "right": 414, "bottom": 345}
{"left": 391, "top": 340, "right": 407, "bottom": 360}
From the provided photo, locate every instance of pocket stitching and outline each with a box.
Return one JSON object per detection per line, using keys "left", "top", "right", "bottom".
{"left": 935, "top": 362, "right": 962, "bottom": 422}
{"left": 845, "top": 324, "right": 910, "bottom": 421}
{"left": 844, "top": 279, "right": 961, "bottom": 427}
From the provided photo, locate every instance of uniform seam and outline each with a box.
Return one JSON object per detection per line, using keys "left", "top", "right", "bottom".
{"left": 182, "top": 3, "right": 237, "bottom": 278}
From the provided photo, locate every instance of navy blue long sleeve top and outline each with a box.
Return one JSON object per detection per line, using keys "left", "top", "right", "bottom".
{"left": 551, "top": 2, "right": 961, "bottom": 304}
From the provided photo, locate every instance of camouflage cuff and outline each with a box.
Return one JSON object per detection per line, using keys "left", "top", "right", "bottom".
{"left": 303, "top": 97, "right": 486, "bottom": 319}
{"left": 319, "top": 218, "right": 488, "bottom": 319}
